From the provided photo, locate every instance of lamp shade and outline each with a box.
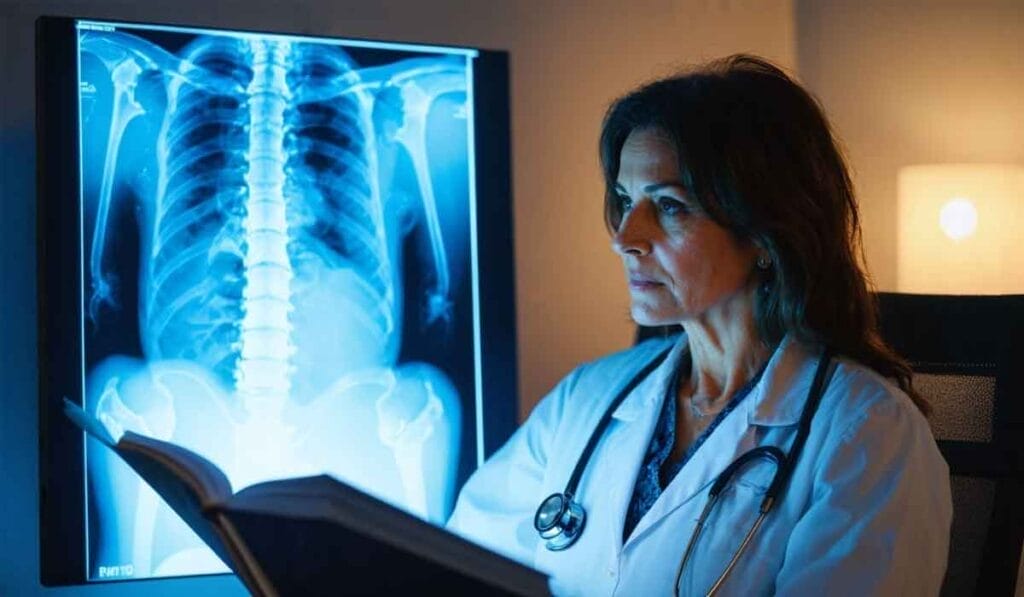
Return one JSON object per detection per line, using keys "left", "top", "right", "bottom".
{"left": 897, "top": 164, "right": 1024, "bottom": 294}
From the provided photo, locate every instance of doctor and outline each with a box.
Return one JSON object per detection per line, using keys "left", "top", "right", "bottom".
{"left": 446, "top": 54, "right": 952, "bottom": 596}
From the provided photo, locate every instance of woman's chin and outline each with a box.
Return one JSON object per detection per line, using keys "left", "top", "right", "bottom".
{"left": 630, "top": 308, "right": 682, "bottom": 329}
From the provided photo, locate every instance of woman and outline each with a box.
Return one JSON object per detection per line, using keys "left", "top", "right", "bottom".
{"left": 445, "top": 55, "right": 951, "bottom": 596}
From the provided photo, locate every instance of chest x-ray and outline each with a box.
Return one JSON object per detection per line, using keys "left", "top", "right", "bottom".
{"left": 76, "top": 21, "right": 478, "bottom": 581}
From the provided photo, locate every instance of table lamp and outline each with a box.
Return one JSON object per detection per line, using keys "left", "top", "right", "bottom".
{"left": 896, "top": 163, "right": 1024, "bottom": 294}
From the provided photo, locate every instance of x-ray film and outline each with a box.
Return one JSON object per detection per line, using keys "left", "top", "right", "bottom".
{"left": 75, "top": 20, "right": 480, "bottom": 581}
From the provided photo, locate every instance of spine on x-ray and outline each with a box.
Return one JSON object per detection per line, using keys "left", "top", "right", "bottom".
{"left": 235, "top": 40, "right": 295, "bottom": 419}
{"left": 146, "top": 38, "right": 400, "bottom": 405}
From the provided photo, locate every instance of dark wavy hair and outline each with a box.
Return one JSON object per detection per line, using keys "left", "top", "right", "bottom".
{"left": 599, "top": 54, "right": 927, "bottom": 415}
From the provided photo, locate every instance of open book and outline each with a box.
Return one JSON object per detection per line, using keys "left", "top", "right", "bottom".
{"left": 63, "top": 398, "right": 549, "bottom": 596}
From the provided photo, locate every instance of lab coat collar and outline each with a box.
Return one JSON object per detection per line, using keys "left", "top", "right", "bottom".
{"left": 610, "top": 333, "right": 827, "bottom": 548}
{"left": 610, "top": 334, "right": 690, "bottom": 423}
{"left": 747, "top": 334, "right": 822, "bottom": 427}
{"left": 611, "top": 332, "right": 820, "bottom": 428}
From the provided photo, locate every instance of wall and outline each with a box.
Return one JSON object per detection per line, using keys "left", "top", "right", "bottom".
{"left": 796, "top": 0, "right": 1024, "bottom": 291}
{"left": 0, "top": 0, "right": 793, "bottom": 593}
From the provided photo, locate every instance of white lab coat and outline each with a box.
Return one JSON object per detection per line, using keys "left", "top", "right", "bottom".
{"left": 446, "top": 334, "right": 952, "bottom": 596}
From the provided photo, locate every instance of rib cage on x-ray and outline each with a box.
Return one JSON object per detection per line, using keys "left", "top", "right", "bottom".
{"left": 147, "top": 39, "right": 392, "bottom": 401}
{"left": 78, "top": 26, "right": 473, "bottom": 581}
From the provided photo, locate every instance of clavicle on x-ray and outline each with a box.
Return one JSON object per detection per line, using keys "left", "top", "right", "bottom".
{"left": 78, "top": 24, "right": 476, "bottom": 580}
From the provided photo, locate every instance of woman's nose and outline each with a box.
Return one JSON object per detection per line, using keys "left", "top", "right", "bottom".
{"left": 611, "top": 206, "right": 653, "bottom": 257}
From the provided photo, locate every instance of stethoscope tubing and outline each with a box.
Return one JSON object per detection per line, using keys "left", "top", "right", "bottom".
{"left": 563, "top": 346, "right": 675, "bottom": 499}
{"left": 534, "top": 339, "right": 835, "bottom": 596}
{"left": 533, "top": 345, "right": 675, "bottom": 551}
{"left": 673, "top": 347, "right": 835, "bottom": 596}
{"left": 532, "top": 337, "right": 835, "bottom": 593}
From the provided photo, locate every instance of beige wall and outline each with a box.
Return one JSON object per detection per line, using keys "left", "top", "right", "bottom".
{"left": 796, "top": 0, "right": 1024, "bottom": 292}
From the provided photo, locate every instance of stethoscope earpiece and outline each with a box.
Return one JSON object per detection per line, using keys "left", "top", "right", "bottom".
{"left": 535, "top": 493, "right": 586, "bottom": 550}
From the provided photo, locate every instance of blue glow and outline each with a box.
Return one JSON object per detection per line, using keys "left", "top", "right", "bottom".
{"left": 465, "top": 56, "right": 485, "bottom": 469}
{"left": 76, "top": 28, "right": 94, "bottom": 579}
{"left": 77, "top": 20, "right": 480, "bottom": 58}
{"left": 76, "top": 19, "right": 480, "bottom": 583}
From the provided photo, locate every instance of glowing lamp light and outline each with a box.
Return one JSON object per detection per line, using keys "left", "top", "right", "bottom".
{"left": 937, "top": 198, "right": 978, "bottom": 242}
{"left": 897, "top": 164, "right": 1024, "bottom": 294}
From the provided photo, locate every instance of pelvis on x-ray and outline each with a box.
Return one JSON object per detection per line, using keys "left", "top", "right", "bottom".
{"left": 78, "top": 28, "right": 473, "bottom": 579}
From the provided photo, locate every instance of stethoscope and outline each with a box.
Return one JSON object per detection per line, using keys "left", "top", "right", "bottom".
{"left": 533, "top": 342, "right": 834, "bottom": 596}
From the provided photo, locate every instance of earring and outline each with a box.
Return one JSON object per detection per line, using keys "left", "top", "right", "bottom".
{"left": 757, "top": 254, "right": 772, "bottom": 270}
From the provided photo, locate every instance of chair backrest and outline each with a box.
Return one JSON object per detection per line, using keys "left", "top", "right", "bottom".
{"left": 876, "top": 292, "right": 1024, "bottom": 597}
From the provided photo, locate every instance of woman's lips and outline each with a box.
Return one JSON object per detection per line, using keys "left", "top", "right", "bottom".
{"left": 629, "top": 277, "right": 663, "bottom": 290}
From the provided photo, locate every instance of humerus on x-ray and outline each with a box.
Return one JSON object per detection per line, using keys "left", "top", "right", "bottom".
{"left": 77, "top": 23, "right": 476, "bottom": 581}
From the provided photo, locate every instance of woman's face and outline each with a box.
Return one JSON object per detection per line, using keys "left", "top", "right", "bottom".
{"left": 612, "top": 128, "right": 759, "bottom": 326}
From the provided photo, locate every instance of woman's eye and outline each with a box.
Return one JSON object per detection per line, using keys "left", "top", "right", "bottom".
{"left": 657, "top": 197, "right": 686, "bottom": 215}
{"left": 617, "top": 195, "right": 633, "bottom": 212}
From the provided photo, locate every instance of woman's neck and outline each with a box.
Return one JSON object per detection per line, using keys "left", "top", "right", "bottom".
{"left": 678, "top": 291, "right": 769, "bottom": 409}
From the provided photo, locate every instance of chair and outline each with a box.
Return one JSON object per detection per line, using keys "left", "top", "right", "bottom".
{"left": 875, "top": 293, "right": 1024, "bottom": 596}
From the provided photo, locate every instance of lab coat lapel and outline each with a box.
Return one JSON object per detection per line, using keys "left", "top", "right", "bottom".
{"left": 610, "top": 335, "right": 689, "bottom": 422}
{"left": 622, "top": 335, "right": 815, "bottom": 548}
{"left": 622, "top": 395, "right": 758, "bottom": 547}
{"left": 600, "top": 336, "right": 691, "bottom": 553}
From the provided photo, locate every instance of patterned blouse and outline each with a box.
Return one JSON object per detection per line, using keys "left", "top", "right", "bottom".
{"left": 622, "top": 350, "right": 768, "bottom": 542}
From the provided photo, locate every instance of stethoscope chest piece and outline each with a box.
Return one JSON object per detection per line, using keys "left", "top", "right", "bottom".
{"left": 530, "top": 343, "right": 834, "bottom": 595}
{"left": 535, "top": 493, "right": 586, "bottom": 551}
{"left": 533, "top": 346, "right": 676, "bottom": 552}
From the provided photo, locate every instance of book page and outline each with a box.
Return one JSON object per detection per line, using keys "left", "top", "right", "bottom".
{"left": 120, "top": 432, "right": 234, "bottom": 507}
